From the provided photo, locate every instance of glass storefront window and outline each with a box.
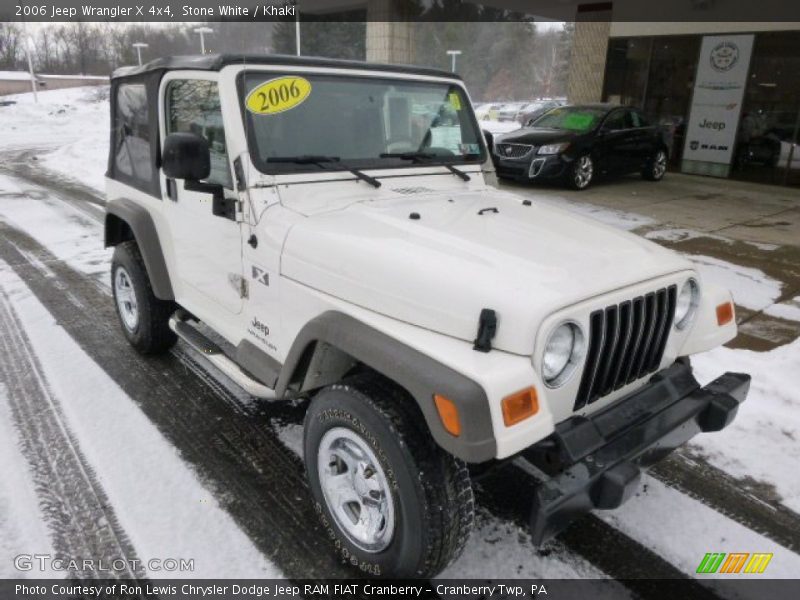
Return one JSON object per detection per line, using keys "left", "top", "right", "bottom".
{"left": 731, "top": 31, "right": 800, "bottom": 186}
{"left": 603, "top": 30, "right": 800, "bottom": 185}
{"left": 643, "top": 36, "right": 700, "bottom": 165}
{"left": 603, "top": 38, "right": 651, "bottom": 108}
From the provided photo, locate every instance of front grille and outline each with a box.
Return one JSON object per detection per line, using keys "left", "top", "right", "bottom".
{"left": 574, "top": 285, "right": 677, "bottom": 410}
{"left": 494, "top": 143, "right": 534, "bottom": 159}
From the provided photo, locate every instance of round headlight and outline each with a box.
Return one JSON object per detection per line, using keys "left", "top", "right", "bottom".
{"left": 542, "top": 322, "right": 585, "bottom": 387}
{"left": 675, "top": 278, "right": 700, "bottom": 330}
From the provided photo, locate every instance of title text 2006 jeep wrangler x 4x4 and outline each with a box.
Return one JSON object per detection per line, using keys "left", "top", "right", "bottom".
{"left": 105, "top": 54, "right": 749, "bottom": 577}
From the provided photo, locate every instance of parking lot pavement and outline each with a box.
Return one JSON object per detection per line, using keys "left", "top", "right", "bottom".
{"left": 499, "top": 173, "right": 800, "bottom": 351}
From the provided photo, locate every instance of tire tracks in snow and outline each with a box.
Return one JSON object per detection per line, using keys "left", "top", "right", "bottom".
{"left": 652, "top": 453, "right": 800, "bottom": 551}
{"left": 476, "top": 464, "right": 722, "bottom": 600}
{"left": 0, "top": 285, "right": 142, "bottom": 579}
{"left": 0, "top": 220, "right": 347, "bottom": 580}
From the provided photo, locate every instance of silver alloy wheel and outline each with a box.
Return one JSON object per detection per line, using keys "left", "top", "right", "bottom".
{"left": 317, "top": 427, "right": 395, "bottom": 553}
{"left": 574, "top": 155, "right": 593, "bottom": 188}
{"left": 114, "top": 266, "right": 139, "bottom": 332}
{"left": 653, "top": 150, "right": 667, "bottom": 179}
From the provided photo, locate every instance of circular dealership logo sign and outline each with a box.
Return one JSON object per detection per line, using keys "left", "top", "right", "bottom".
{"left": 710, "top": 42, "right": 739, "bottom": 72}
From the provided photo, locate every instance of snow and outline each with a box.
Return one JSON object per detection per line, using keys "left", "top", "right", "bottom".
{"left": 0, "top": 265, "right": 281, "bottom": 578}
{"left": 764, "top": 296, "right": 800, "bottom": 322}
{"left": 600, "top": 475, "right": 800, "bottom": 592}
{"left": 538, "top": 194, "right": 656, "bottom": 231}
{"left": 0, "top": 71, "right": 106, "bottom": 82}
{"left": 0, "top": 70, "right": 39, "bottom": 81}
{"left": 0, "top": 385, "right": 58, "bottom": 578}
{"left": 0, "top": 174, "right": 110, "bottom": 280}
{"left": 275, "top": 423, "right": 304, "bottom": 458}
{"left": 441, "top": 510, "right": 624, "bottom": 586}
{"left": 479, "top": 120, "right": 523, "bottom": 135}
{"left": 691, "top": 338, "right": 800, "bottom": 513}
{"left": 689, "top": 255, "right": 790, "bottom": 317}
{"left": 1, "top": 86, "right": 109, "bottom": 192}
{"left": 645, "top": 227, "right": 779, "bottom": 252}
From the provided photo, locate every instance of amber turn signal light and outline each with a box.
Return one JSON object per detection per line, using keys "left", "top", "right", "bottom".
{"left": 716, "top": 302, "right": 734, "bottom": 326}
{"left": 433, "top": 394, "right": 461, "bottom": 437}
{"left": 501, "top": 387, "right": 539, "bottom": 427}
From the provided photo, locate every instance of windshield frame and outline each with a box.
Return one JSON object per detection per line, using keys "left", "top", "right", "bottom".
{"left": 236, "top": 69, "right": 488, "bottom": 176}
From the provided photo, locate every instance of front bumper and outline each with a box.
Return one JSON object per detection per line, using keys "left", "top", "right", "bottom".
{"left": 521, "top": 359, "right": 750, "bottom": 545}
{"left": 493, "top": 152, "right": 570, "bottom": 181}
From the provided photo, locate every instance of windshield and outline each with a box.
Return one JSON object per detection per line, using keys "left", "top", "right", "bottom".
{"left": 531, "top": 106, "right": 606, "bottom": 132}
{"left": 240, "top": 72, "right": 486, "bottom": 174}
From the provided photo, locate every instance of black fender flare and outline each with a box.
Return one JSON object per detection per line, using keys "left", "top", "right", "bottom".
{"left": 104, "top": 198, "right": 174, "bottom": 301}
{"left": 277, "top": 311, "right": 497, "bottom": 463}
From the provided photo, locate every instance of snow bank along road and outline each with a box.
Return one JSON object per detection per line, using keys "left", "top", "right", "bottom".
{"left": 1, "top": 87, "right": 800, "bottom": 595}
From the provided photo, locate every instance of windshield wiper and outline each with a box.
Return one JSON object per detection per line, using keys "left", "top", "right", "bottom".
{"left": 267, "top": 155, "right": 381, "bottom": 188}
{"left": 380, "top": 151, "right": 471, "bottom": 182}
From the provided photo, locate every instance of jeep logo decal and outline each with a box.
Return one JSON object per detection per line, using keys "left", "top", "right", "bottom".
{"left": 250, "top": 317, "right": 270, "bottom": 336}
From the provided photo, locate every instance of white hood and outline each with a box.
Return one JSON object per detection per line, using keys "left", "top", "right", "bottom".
{"left": 280, "top": 187, "right": 691, "bottom": 355}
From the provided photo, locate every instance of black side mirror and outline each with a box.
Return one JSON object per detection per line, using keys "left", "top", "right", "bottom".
{"left": 483, "top": 129, "right": 494, "bottom": 153}
{"left": 162, "top": 132, "right": 234, "bottom": 219}
{"left": 163, "top": 132, "right": 211, "bottom": 181}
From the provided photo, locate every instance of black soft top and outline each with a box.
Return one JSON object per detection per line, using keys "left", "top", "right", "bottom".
{"left": 112, "top": 53, "right": 461, "bottom": 81}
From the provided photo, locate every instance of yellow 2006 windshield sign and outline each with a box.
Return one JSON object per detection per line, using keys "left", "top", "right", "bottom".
{"left": 245, "top": 76, "right": 312, "bottom": 115}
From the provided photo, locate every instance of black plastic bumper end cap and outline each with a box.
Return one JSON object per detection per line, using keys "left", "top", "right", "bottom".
{"left": 699, "top": 394, "right": 740, "bottom": 432}
{"left": 590, "top": 461, "right": 641, "bottom": 509}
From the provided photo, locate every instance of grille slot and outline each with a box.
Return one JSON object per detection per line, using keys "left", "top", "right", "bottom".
{"left": 574, "top": 285, "right": 676, "bottom": 410}
{"left": 494, "top": 143, "right": 534, "bottom": 159}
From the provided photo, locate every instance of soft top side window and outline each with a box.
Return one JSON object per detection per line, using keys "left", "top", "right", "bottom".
{"left": 114, "top": 83, "right": 153, "bottom": 184}
{"left": 166, "top": 79, "right": 233, "bottom": 189}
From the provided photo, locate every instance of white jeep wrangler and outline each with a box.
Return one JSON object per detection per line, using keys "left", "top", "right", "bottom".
{"left": 104, "top": 54, "right": 750, "bottom": 577}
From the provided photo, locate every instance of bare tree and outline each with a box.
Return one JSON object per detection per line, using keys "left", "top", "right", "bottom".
{"left": 0, "top": 22, "right": 22, "bottom": 70}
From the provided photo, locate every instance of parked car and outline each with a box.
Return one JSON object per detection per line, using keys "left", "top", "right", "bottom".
{"left": 475, "top": 102, "right": 503, "bottom": 121}
{"left": 516, "top": 99, "right": 562, "bottom": 124}
{"left": 496, "top": 102, "right": 527, "bottom": 122}
{"left": 492, "top": 104, "right": 670, "bottom": 189}
{"left": 105, "top": 58, "right": 746, "bottom": 578}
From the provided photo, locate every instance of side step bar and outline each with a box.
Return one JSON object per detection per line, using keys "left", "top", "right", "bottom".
{"left": 168, "top": 313, "right": 275, "bottom": 399}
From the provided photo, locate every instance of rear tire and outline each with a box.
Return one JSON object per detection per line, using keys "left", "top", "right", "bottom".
{"left": 111, "top": 241, "right": 176, "bottom": 355}
{"left": 304, "top": 374, "right": 474, "bottom": 577}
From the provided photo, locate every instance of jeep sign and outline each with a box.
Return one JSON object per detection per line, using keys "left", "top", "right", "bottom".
{"left": 682, "top": 34, "right": 754, "bottom": 172}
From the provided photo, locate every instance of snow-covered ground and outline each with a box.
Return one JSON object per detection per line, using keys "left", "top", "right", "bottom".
{"left": 2, "top": 85, "right": 799, "bottom": 584}
{"left": 1, "top": 86, "right": 109, "bottom": 192}
{"left": 0, "top": 264, "right": 280, "bottom": 578}
{"left": 0, "top": 386, "right": 56, "bottom": 578}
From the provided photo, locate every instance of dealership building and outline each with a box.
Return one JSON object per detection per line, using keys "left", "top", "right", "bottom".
{"left": 303, "top": 0, "right": 800, "bottom": 187}
{"left": 599, "top": 22, "right": 800, "bottom": 188}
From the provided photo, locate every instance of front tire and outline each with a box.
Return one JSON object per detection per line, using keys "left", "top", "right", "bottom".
{"left": 567, "top": 154, "right": 594, "bottom": 190}
{"left": 111, "top": 241, "right": 176, "bottom": 355}
{"left": 304, "top": 374, "right": 474, "bottom": 577}
{"left": 643, "top": 148, "right": 668, "bottom": 181}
